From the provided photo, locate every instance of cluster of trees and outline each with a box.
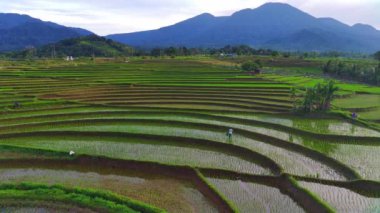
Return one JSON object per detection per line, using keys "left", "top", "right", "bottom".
{"left": 322, "top": 60, "right": 380, "bottom": 85}
{"left": 241, "top": 60, "right": 263, "bottom": 73}
{"left": 148, "top": 45, "right": 281, "bottom": 57}
{"left": 210, "top": 45, "right": 280, "bottom": 56}
{"left": 146, "top": 46, "right": 380, "bottom": 59}
{"left": 5, "top": 35, "right": 134, "bottom": 59}
{"left": 149, "top": 47, "right": 203, "bottom": 57}
{"left": 374, "top": 51, "right": 380, "bottom": 61}
{"left": 294, "top": 81, "right": 339, "bottom": 113}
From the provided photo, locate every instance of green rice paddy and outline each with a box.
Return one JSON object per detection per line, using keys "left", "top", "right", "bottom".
{"left": 0, "top": 57, "right": 379, "bottom": 212}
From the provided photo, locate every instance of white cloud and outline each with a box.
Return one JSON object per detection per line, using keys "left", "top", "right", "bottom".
{"left": 1, "top": 0, "right": 379, "bottom": 35}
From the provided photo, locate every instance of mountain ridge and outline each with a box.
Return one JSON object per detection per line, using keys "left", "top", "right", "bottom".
{"left": 0, "top": 13, "right": 93, "bottom": 52}
{"left": 107, "top": 3, "right": 380, "bottom": 52}
{"left": 6, "top": 34, "right": 133, "bottom": 58}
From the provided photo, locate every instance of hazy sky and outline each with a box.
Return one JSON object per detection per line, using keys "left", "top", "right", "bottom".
{"left": 1, "top": 0, "right": 380, "bottom": 35}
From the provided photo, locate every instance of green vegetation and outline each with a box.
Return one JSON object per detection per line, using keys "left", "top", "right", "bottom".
{"left": 296, "top": 80, "right": 339, "bottom": 112}
{"left": 0, "top": 56, "right": 379, "bottom": 212}
{"left": 149, "top": 45, "right": 280, "bottom": 58}
{"left": 322, "top": 60, "right": 380, "bottom": 85}
{"left": 6, "top": 35, "right": 134, "bottom": 58}
{"left": 241, "top": 60, "right": 263, "bottom": 73}
{"left": 374, "top": 51, "right": 380, "bottom": 61}
{"left": 0, "top": 183, "right": 164, "bottom": 213}
{"left": 333, "top": 94, "right": 380, "bottom": 109}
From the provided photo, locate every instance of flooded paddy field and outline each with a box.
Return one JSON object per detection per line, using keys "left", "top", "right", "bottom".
{"left": 0, "top": 160, "right": 218, "bottom": 213}
{"left": 0, "top": 58, "right": 379, "bottom": 212}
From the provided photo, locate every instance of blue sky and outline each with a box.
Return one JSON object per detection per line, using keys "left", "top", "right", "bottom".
{"left": 1, "top": 0, "right": 380, "bottom": 35}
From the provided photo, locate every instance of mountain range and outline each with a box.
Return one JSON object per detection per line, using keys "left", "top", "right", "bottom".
{"left": 107, "top": 3, "right": 380, "bottom": 53}
{"left": 1, "top": 3, "right": 380, "bottom": 53}
{"left": 0, "top": 13, "right": 92, "bottom": 52}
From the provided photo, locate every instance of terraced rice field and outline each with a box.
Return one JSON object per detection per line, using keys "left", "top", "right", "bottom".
{"left": 0, "top": 58, "right": 379, "bottom": 212}
{"left": 333, "top": 94, "right": 380, "bottom": 125}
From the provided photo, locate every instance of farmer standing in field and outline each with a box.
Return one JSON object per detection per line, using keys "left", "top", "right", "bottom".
{"left": 227, "top": 128, "right": 234, "bottom": 140}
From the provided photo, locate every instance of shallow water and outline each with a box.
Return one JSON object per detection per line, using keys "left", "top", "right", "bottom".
{"left": 207, "top": 178, "right": 304, "bottom": 213}
{"left": 1, "top": 137, "right": 271, "bottom": 176}
{"left": 49, "top": 123, "right": 346, "bottom": 180}
{"left": 299, "top": 181, "right": 380, "bottom": 213}
{"left": 221, "top": 114, "right": 380, "bottom": 137}
{"left": 327, "top": 144, "right": 380, "bottom": 181}
{"left": 0, "top": 168, "right": 217, "bottom": 213}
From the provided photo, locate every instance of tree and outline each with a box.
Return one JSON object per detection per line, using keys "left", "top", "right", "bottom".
{"left": 375, "top": 63, "right": 380, "bottom": 85}
{"left": 164, "top": 47, "right": 177, "bottom": 57}
{"left": 321, "top": 59, "right": 379, "bottom": 85}
{"left": 241, "top": 61, "right": 262, "bottom": 72}
{"left": 254, "top": 59, "right": 263, "bottom": 68}
{"left": 271, "top": 51, "right": 279, "bottom": 57}
{"left": 301, "top": 88, "right": 316, "bottom": 112}
{"left": 299, "top": 80, "right": 338, "bottom": 112}
{"left": 150, "top": 48, "right": 162, "bottom": 57}
{"left": 282, "top": 52, "right": 291, "bottom": 58}
{"left": 290, "top": 87, "right": 299, "bottom": 110}
{"left": 321, "top": 80, "right": 339, "bottom": 110}
{"left": 374, "top": 51, "right": 380, "bottom": 61}
{"left": 322, "top": 60, "right": 333, "bottom": 74}
{"left": 24, "top": 45, "right": 36, "bottom": 60}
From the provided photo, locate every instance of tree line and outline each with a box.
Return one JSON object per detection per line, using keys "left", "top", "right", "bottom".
{"left": 145, "top": 46, "right": 380, "bottom": 59}
{"left": 322, "top": 60, "right": 380, "bottom": 86}
{"left": 147, "top": 45, "right": 281, "bottom": 57}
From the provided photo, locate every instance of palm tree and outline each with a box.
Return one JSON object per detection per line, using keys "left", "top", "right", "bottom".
{"left": 322, "top": 80, "right": 339, "bottom": 110}
{"left": 290, "top": 87, "right": 297, "bottom": 110}
{"left": 302, "top": 88, "right": 316, "bottom": 112}
{"left": 314, "top": 83, "right": 324, "bottom": 110}
{"left": 300, "top": 80, "right": 338, "bottom": 113}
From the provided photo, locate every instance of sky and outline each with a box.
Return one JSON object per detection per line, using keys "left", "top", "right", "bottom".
{"left": 1, "top": 0, "right": 380, "bottom": 35}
